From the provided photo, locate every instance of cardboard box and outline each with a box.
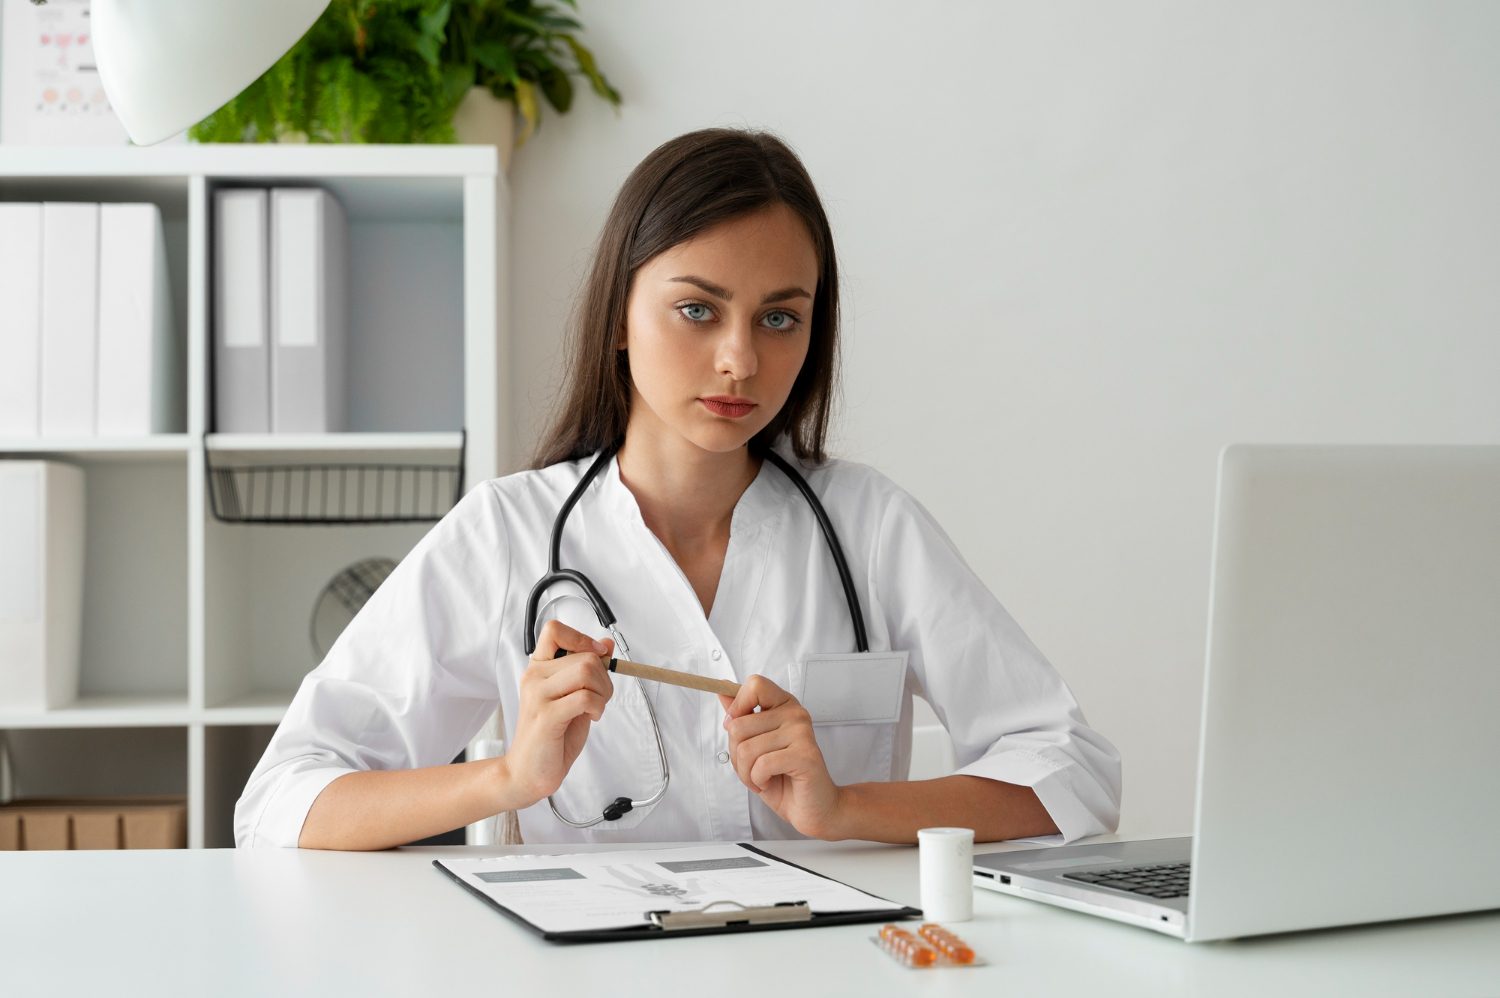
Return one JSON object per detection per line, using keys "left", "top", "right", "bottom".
{"left": 0, "top": 796, "right": 186, "bottom": 849}
{"left": 0, "top": 810, "right": 19, "bottom": 849}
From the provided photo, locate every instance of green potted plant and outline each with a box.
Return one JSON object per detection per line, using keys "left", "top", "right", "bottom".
{"left": 188, "top": 0, "right": 619, "bottom": 166}
{"left": 447, "top": 0, "right": 621, "bottom": 163}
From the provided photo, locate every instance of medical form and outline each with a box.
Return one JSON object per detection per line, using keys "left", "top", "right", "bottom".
{"left": 434, "top": 843, "right": 917, "bottom": 940}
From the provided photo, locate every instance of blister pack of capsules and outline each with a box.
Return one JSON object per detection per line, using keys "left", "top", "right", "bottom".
{"left": 872, "top": 923, "right": 983, "bottom": 969}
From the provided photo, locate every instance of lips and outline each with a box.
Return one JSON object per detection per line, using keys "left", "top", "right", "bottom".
{"left": 699, "top": 397, "right": 757, "bottom": 419}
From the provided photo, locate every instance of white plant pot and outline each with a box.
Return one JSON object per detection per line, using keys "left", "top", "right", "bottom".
{"left": 452, "top": 87, "right": 516, "bottom": 171}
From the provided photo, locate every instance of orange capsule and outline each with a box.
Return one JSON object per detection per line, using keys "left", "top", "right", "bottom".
{"left": 877, "top": 924, "right": 939, "bottom": 967}
{"left": 918, "top": 923, "right": 976, "bottom": 964}
{"left": 906, "top": 945, "right": 938, "bottom": 967}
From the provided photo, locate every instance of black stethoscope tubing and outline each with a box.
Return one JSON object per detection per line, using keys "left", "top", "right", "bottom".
{"left": 524, "top": 440, "right": 868, "bottom": 657}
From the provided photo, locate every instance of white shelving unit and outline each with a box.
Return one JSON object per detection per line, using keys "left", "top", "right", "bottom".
{"left": 0, "top": 145, "right": 508, "bottom": 848}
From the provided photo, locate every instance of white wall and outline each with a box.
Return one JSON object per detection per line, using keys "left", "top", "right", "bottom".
{"left": 508, "top": 0, "right": 1500, "bottom": 837}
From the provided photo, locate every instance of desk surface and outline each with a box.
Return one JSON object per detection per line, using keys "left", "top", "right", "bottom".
{"left": 3, "top": 839, "right": 1497, "bottom": 998}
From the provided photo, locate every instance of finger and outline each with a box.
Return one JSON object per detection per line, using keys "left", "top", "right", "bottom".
{"left": 536, "top": 657, "right": 614, "bottom": 703}
{"left": 522, "top": 646, "right": 602, "bottom": 685}
{"left": 747, "top": 747, "right": 804, "bottom": 793}
{"left": 724, "top": 703, "right": 792, "bottom": 741}
{"left": 547, "top": 688, "right": 607, "bottom": 728}
{"left": 731, "top": 729, "right": 794, "bottom": 789}
{"left": 726, "top": 674, "right": 793, "bottom": 719}
{"left": 533, "top": 618, "right": 612, "bottom": 661}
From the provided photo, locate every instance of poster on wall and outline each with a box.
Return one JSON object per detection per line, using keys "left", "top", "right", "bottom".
{"left": 0, "top": 0, "right": 130, "bottom": 144}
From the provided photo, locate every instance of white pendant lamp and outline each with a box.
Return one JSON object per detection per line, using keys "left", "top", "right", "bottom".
{"left": 89, "top": 0, "right": 332, "bottom": 146}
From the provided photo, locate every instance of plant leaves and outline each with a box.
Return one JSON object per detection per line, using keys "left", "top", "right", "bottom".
{"left": 539, "top": 65, "right": 572, "bottom": 113}
{"left": 534, "top": 12, "right": 582, "bottom": 32}
{"left": 443, "top": 63, "right": 475, "bottom": 105}
{"left": 415, "top": 0, "right": 451, "bottom": 65}
{"left": 191, "top": 0, "right": 619, "bottom": 145}
{"left": 419, "top": 0, "right": 452, "bottom": 38}
{"left": 564, "top": 35, "right": 620, "bottom": 104}
{"left": 513, "top": 77, "right": 540, "bottom": 145}
{"left": 501, "top": 10, "right": 552, "bottom": 37}
{"left": 473, "top": 40, "right": 517, "bottom": 81}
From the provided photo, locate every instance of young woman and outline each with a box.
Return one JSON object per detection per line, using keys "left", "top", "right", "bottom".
{"left": 236, "top": 129, "right": 1121, "bottom": 851}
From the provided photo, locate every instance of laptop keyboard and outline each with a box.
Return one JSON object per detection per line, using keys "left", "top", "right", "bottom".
{"left": 1063, "top": 862, "right": 1192, "bottom": 900}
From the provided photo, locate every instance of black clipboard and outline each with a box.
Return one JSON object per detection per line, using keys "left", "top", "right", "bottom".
{"left": 432, "top": 842, "right": 922, "bottom": 943}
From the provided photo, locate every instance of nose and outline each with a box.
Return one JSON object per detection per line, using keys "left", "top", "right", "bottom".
{"left": 714, "top": 320, "right": 758, "bottom": 382}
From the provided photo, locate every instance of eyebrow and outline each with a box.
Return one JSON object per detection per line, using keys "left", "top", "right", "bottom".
{"left": 667, "top": 275, "right": 813, "bottom": 305}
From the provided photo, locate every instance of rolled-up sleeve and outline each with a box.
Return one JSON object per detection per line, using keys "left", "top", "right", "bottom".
{"left": 234, "top": 483, "right": 508, "bottom": 847}
{"left": 872, "top": 486, "right": 1121, "bottom": 843}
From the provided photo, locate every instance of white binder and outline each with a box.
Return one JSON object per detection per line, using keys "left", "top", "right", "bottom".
{"left": 97, "top": 203, "right": 181, "bottom": 436}
{"left": 39, "top": 202, "right": 100, "bottom": 437}
{"left": 0, "top": 203, "right": 42, "bottom": 437}
{"left": 0, "top": 461, "right": 85, "bottom": 712}
{"left": 213, "top": 189, "right": 271, "bottom": 433}
{"left": 270, "top": 187, "right": 347, "bottom": 433}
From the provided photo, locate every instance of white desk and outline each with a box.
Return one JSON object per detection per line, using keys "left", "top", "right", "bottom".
{"left": 3, "top": 840, "right": 1497, "bottom": 997}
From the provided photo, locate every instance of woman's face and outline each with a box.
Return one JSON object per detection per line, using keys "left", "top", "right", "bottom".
{"left": 620, "top": 203, "right": 818, "bottom": 456}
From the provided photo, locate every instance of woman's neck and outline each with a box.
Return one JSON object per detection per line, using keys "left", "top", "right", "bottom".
{"left": 616, "top": 429, "right": 761, "bottom": 551}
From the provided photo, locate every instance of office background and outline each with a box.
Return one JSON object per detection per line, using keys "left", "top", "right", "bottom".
{"left": 506, "top": 0, "right": 1500, "bottom": 839}
{"left": 1, "top": 0, "right": 1495, "bottom": 843}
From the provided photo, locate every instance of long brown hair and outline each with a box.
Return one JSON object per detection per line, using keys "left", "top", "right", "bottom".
{"left": 529, "top": 128, "right": 841, "bottom": 469}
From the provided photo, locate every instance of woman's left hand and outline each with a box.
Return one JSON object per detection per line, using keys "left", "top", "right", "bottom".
{"left": 719, "top": 675, "right": 843, "bottom": 838}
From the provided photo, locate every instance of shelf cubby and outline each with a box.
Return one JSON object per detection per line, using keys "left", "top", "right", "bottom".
{"left": 202, "top": 517, "right": 432, "bottom": 709}
{"left": 201, "top": 724, "right": 276, "bottom": 848}
{"left": 1, "top": 726, "right": 188, "bottom": 800}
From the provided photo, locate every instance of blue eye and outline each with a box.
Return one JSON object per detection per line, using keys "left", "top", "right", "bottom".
{"left": 679, "top": 303, "right": 712, "bottom": 322}
{"left": 763, "top": 310, "right": 799, "bottom": 332}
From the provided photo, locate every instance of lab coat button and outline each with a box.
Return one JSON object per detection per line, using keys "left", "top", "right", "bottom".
{"left": 716, "top": 750, "right": 730, "bottom": 764}
{"left": 711, "top": 649, "right": 722, "bottom": 661}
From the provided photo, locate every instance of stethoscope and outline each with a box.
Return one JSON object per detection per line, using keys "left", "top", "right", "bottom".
{"left": 523, "top": 439, "right": 870, "bottom": 827}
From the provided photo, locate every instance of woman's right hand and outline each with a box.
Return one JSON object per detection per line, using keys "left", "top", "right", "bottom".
{"left": 501, "top": 619, "right": 615, "bottom": 807}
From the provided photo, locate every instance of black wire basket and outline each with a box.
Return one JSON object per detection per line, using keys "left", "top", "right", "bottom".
{"left": 205, "top": 431, "right": 466, "bottom": 525}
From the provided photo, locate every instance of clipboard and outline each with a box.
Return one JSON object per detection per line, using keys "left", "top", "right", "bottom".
{"left": 432, "top": 842, "right": 922, "bottom": 943}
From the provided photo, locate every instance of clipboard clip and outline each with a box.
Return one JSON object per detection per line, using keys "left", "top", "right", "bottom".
{"left": 646, "top": 900, "right": 812, "bottom": 931}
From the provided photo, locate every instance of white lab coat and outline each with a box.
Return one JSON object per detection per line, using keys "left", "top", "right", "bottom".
{"left": 234, "top": 439, "right": 1121, "bottom": 847}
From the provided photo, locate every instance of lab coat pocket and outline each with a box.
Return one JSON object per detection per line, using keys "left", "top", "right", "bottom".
{"left": 790, "top": 651, "right": 909, "bottom": 786}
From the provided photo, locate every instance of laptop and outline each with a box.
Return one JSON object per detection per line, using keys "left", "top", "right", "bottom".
{"left": 974, "top": 444, "right": 1500, "bottom": 941}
